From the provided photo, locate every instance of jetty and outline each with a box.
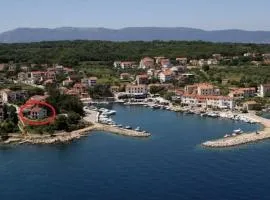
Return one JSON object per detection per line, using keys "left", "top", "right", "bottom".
{"left": 202, "top": 113, "right": 270, "bottom": 148}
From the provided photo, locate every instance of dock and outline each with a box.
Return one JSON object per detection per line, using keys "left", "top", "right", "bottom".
{"left": 202, "top": 113, "right": 270, "bottom": 148}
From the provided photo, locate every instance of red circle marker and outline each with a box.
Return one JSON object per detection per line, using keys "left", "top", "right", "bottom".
{"left": 19, "top": 100, "right": 56, "bottom": 126}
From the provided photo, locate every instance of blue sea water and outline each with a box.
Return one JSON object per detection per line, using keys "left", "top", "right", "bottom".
{"left": 1, "top": 104, "right": 270, "bottom": 200}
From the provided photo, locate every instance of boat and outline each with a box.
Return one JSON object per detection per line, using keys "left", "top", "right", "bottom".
{"left": 103, "top": 110, "right": 116, "bottom": 115}
{"left": 151, "top": 104, "right": 161, "bottom": 109}
{"left": 233, "top": 128, "right": 243, "bottom": 134}
{"left": 125, "top": 126, "right": 132, "bottom": 129}
{"left": 117, "top": 124, "right": 123, "bottom": 128}
{"left": 135, "top": 127, "right": 141, "bottom": 131}
{"left": 224, "top": 134, "right": 231, "bottom": 138}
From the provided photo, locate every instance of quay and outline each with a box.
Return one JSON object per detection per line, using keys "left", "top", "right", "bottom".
{"left": 202, "top": 113, "right": 270, "bottom": 148}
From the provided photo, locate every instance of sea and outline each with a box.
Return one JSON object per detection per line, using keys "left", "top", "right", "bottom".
{"left": 1, "top": 104, "right": 270, "bottom": 200}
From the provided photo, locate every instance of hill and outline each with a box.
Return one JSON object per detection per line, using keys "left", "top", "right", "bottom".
{"left": 0, "top": 27, "right": 270, "bottom": 43}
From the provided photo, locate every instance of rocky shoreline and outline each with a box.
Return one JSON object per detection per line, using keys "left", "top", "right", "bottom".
{"left": 0, "top": 123, "right": 151, "bottom": 145}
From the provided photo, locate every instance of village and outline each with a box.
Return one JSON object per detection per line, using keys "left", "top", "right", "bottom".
{"left": 0, "top": 51, "right": 270, "bottom": 143}
{"left": 0, "top": 53, "right": 270, "bottom": 115}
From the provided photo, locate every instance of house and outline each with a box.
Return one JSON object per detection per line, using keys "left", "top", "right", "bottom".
{"left": 65, "top": 89, "right": 79, "bottom": 97}
{"left": 170, "top": 65, "right": 187, "bottom": 74}
{"left": 62, "top": 77, "right": 74, "bottom": 87}
{"left": 206, "top": 96, "right": 234, "bottom": 110}
{"left": 120, "top": 61, "right": 136, "bottom": 69}
{"left": 110, "top": 86, "right": 120, "bottom": 93}
{"left": 212, "top": 54, "right": 222, "bottom": 60}
{"left": 197, "top": 83, "right": 220, "bottom": 96}
{"left": 43, "top": 79, "right": 54, "bottom": 86}
{"left": 120, "top": 73, "right": 131, "bottom": 80}
{"left": 243, "top": 101, "right": 261, "bottom": 111}
{"left": 29, "top": 95, "right": 49, "bottom": 102}
{"left": 113, "top": 61, "right": 122, "bottom": 68}
{"left": 59, "top": 87, "right": 68, "bottom": 95}
{"left": 228, "top": 88, "right": 256, "bottom": 99}
{"left": 222, "top": 79, "right": 229, "bottom": 85}
{"left": 176, "top": 57, "right": 188, "bottom": 65}
{"left": 198, "top": 59, "right": 207, "bottom": 67}
{"left": 262, "top": 53, "right": 270, "bottom": 65}
{"left": 18, "top": 72, "right": 28, "bottom": 81}
{"left": 46, "top": 71, "right": 56, "bottom": 80}
{"left": 125, "top": 84, "right": 148, "bottom": 94}
{"left": 0, "top": 89, "right": 28, "bottom": 103}
{"left": 136, "top": 74, "right": 148, "bottom": 85}
{"left": 181, "top": 94, "right": 234, "bottom": 110}
{"left": 63, "top": 67, "right": 75, "bottom": 74}
{"left": 154, "top": 57, "right": 166, "bottom": 64}
{"left": 30, "top": 71, "right": 46, "bottom": 82}
{"left": 258, "top": 84, "right": 270, "bottom": 97}
{"left": 20, "top": 66, "right": 29, "bottom": 72}
{"left": 158, "top": 70, "right": 173, "bottom": 83}
{"left": 160, "top": 59, "right": 171, "bottom": 68}
{"left": 73, "top": 83, "right": 87, "bottom": 94}
{"left": 244, "top": 52, "right": 252, "bottom": 57}
{"left": 30, "top": 106, "right": 47, "bottom": 120}
{"left": 207, "top": 59, "right": 219, "bottom": 65}
{"left": 139, "top": 57, "right": 155, "bottom": 69}
{"left": 181, "top": 94, "right": 207, "bottom": 108}
{"left": 184, "top": 83, "right": 220, "bottom": 96}
{"left": 81, "top": 77, "right": 98, "bottom": 87}
{"left": 184, "top": 84, "right": 199, "bottom": 94}
{"left": 147, "top": 69, "right": 155, "bottom": 77}
{"left": 189, "top": 59, "right": 199, "bottom": 66}
{"left": 55, "top": 65, "right": 64, "bottom": 73}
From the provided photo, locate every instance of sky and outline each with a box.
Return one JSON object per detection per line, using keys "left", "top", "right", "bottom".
{"left": 0, "top": 0, "right": 269, "bottom": 32}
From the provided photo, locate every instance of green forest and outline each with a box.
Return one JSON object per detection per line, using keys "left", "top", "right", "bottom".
{"left": 0, "top": 40, "right": 270, "bottom": 65}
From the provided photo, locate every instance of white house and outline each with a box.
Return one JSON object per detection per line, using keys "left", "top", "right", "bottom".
{"left": 125, "top": 84, "right": 148, "bottom": 94}
{"left": 158, "top": 70, "right": 172, "bottom": 83}
{"left": 113, "top": 61, "right": 122, "bottom": 68}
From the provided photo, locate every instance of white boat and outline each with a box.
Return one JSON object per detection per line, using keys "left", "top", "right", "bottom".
{"left": 135, "top": 127, "right": 141, "bottom": 131}
{"left": 233, "top": 128, "right": 243, "bottom": 134}
{"left": 125, "top": 126, "right": 132, "bottom": 129}
{"left": 224, "top": 134, "right": 231, "bottom": 138}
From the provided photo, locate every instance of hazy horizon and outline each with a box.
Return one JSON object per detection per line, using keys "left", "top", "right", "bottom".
{"left": 0, "top": 0, "right": 270, "bottom": 32}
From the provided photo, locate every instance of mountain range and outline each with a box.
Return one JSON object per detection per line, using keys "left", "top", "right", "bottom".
{"left": 0, "top": 27, "right": 270, "bottom": 43}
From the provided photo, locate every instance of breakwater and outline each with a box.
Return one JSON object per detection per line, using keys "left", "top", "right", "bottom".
{"left": 202, "top": 113, "right": 270, "bottom": 148}
{"left": 1, "top": 122, "right": 150, "bottom": 145}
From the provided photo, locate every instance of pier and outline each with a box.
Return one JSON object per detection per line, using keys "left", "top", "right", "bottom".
{"left": 202, "top": 113, "right": 270, "bottom": 148}
{"left": 2, "top": 122, "right": 150, "bottom": 145}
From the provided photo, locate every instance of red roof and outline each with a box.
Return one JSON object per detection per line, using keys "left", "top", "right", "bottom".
{"left": 30, "top": 106, "right": 43, "bottom": 113}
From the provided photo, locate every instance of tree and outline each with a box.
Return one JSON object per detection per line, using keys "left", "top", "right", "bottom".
{"left": 202, "top": 65, "right": 210, "bottom": 71}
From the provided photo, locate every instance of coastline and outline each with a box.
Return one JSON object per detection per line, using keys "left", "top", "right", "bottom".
{"left": 202, "top": 113, "right": 270, "bottom": 148}
{"left": 2, "top": 102, "right": 270, "bottom": 148}
{"left": 1, "top": 122, "right": 151, "bottom": 145}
